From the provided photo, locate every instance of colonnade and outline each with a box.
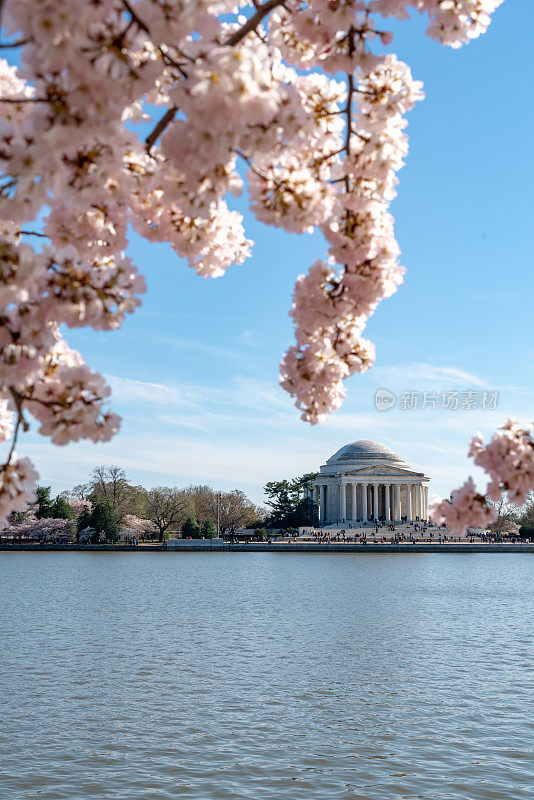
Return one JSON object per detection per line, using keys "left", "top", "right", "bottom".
{"left": 314, "top": 481, "right": 429, "bottom": 523}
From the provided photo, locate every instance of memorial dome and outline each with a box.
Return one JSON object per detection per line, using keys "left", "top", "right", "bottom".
{"left": 327, "top": 440, "right": 405, "bottom": 464}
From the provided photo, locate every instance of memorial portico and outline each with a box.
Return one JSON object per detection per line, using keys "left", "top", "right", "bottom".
{"left": 313, "top": 440, "right": 430, "bottom": 524}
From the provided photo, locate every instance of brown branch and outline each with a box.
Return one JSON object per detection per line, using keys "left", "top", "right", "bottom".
{"left": 2, "top": 387, "right": 29, "bottom": 470}
{"left": 145, "top": 105, "right": 177, "bottom": 153}
{"left": 344, "top": 72, "right": 355, "bottom": 157}
{"left": 0, "top": 38, "right": 28, "bottom": 48}
{"left": 123, "top": 0, "right": 188, "bottom": 77}
{"left": 20, "top": 230, "right": 48, "bottom": 238}
{"left": 122, "top": 0, "right": 150, "bottom": 34}
{"left": 224, "top": 0, "right": 282, "bottom": 47}
{"left": 0, "top": 96, "right": 47, "bottom": 103}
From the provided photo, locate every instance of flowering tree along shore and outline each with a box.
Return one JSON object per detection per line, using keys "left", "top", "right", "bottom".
{"left": 0, "top": 0, "right": 531, "bottom": 531}
{"left": 0, "top": 464, "right": 264, "bottom": 541}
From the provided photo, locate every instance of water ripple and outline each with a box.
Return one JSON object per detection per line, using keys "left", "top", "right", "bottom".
{"left": 0, "top": 552, "right": 532, "bottom": 799}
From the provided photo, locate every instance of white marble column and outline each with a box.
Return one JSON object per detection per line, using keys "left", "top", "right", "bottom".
{"left": 362, "top": 483, "right": 367, "bottom": 521}
{"left": 352, "top": 483, "right": 357, "bottom": 521}
{"left": 373, "top": 482, "right": 379, "bottom": 520}
{"left": 340, "top": 481, "right": 346, "bottom": 521}
{"left": 416, "top": 484, "right": 422, "bottom": 520}
{"left": 394, "top": 484, "right": 400, "bottom": 521}
{"left": 405, "top": 484, "right": 411, "bottom": 520}
{"left": 384, "top": 483, "right": 390, "bottom": 521}
{"left": 321, "top": 485, "right": 327, "bottom": 522}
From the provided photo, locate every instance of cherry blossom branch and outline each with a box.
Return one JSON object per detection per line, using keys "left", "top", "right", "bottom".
{"left": 122, "top": 0, "right": 188, "bottom": 76}
{"left": 20, "top": 229, "right": 48, "bottom": 238}
{"left": 145, "top": 106, "right": 177, "bottom": 153}
{"left": 0, "top": 96, "right": 47, "bottom": 103}
{"left": 224, "top": 0, "right": 282, "bottom": 47}
{"left": 4, "top": 387, "right": 29, "bottom": 466}
{"left": 122, "top": 0, "right": 150, "bottom": 35}
{"left": 0, "top": 39, "right": 28, "bottom": 48}
{"left": 344, "top": 73, "right": 355, "bottom": 158}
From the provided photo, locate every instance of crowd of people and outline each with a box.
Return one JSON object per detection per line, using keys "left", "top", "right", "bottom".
{"left": 295, "top": 520, "right": 502, "bottom": 545}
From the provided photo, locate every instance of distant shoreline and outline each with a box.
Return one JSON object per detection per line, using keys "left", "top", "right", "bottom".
{"left": 1, "top": 543, "right": 533, "bottom": 554}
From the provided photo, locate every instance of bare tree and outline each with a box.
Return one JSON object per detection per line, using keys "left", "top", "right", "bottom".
{"left": 184, "top": 484, "right": 214, "bottom": 526}
{"left": 183, "top": 485, "right": 258, "bottom": 534}
{"left": 89, "top": 465, "right": 144, "bottom": 523}
{"left": 216, "top": 490, "right": 256, "bottom": 534}
{"left": 70, "top": 483, "right": 92, "bottom": 500}
{"left": 487, "top": 495, "right": 520, "bottom": 537}
{"left": 517, "top": 494, "right": 534, "bottom": 529}
{"left": 145, "top": 486, "right": 191, "bottom": 541}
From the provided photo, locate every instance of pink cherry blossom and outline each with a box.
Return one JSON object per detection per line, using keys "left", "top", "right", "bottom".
{"left": 430, "top": 478, "right": 496, "bottom": 535}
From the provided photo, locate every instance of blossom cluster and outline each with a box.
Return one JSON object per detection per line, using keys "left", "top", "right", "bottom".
{"left": 429, "top": 477, "right": 496, "bottom": 535}
{"left": 281, "top": 55, "right": 424, "bottom": 421}
{"left": 430, "top": 420, "right": 534, "bottom": 533}
{"left": 0, "top": 0, "right": 503, "bottom": 521}
{"left": 0, "top": 515, "right": 74, "bottom": 541}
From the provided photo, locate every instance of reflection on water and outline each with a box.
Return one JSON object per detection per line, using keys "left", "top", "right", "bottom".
{"left": 0, "top": 552, "right": 533, "bottom": 799}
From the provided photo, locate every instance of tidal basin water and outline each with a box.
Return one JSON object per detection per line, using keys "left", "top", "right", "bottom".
{"left": 0, "top": 552, "right": 532, "bottom": 800}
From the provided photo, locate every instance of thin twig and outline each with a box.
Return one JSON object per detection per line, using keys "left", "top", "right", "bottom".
{"left": 20, "top": 230, "right": 48, "bottom": 238}
{"left": 0, "top": 38, "right": 28, "bottom": 48}
{"left": 122, "top": 0, "right": 150, "bottom": 34}
{"left": 0, "top": 96, "right": 48, "bottom": 103}
{"left": 3, "top": 387, "right": 29, "bottom": 468}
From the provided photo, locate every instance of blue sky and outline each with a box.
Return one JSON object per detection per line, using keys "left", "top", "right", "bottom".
{"left": 18, "top": 1, "right": 534, "bottom": 505}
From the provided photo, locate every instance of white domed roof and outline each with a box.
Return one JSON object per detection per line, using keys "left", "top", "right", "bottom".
{"left": 328, "top": 440, "right": 405, "bottom": 464}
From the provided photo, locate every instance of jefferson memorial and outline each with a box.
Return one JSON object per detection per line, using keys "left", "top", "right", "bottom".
{"left": 313, "top": 440, "right": 430, "bottom": 524}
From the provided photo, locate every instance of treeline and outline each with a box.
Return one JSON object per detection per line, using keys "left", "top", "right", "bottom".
{"left": 4, "top": 465, "right": 266, "bottom": 543}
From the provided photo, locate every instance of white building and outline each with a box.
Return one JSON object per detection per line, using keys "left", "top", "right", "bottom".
{"left": 314, "top": 440, "right": 430, "bottom": 524}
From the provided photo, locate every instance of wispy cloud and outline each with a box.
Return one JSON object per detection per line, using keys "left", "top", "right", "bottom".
{"left": 107, "top": 375, "right": 206, "bottom": 408}
{"left": 150, "top": 334, "right": 251, "bottom": 365}
{"left": 372, "top": 362, "right": 489, "bottom": 388}
{"left": 241, "top": 329, "right": 259, "bottom": 346}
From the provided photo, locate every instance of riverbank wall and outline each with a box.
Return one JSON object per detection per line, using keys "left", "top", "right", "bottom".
{"left": 1, "top": 542, "right": 533, "bottom": 553}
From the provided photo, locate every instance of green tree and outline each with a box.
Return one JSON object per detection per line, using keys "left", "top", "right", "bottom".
{"left": 264, "top": 473, "right": 318, "bottom": 528}
{"left": 50, "top": 496, "right": 75, "bottom": 520}
{"left": 181, "top": 516, "right": 201, "bottom": 539}
{"left": 35, "top": 486, "right": 54, "bottom": 519}
{"left": 78, "top": 498, "right": 119, "bottom": 543}
{"left": 201, "top": 518, "right": 216, "bottom": 538}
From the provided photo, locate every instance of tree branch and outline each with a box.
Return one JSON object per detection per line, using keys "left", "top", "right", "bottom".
{"left": 122, "top": 0, "right": 150, "bottom": 34}
{"left": 20, "top": 229, "right": 48, "bottom": 238}
{"left": 344, "top": 72, "right": 355, "bottom": 157}
{"left": 145, "top": 105, "right": 177, "bottom": 153}
{"left": 0, "top": 38, "right": 28, "bottom": 48}
{"left": 224, "top": 0, "right": 282, "bottom": 47}
{"left": 3, "top": 387, "right": 29, "bottom": 468}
